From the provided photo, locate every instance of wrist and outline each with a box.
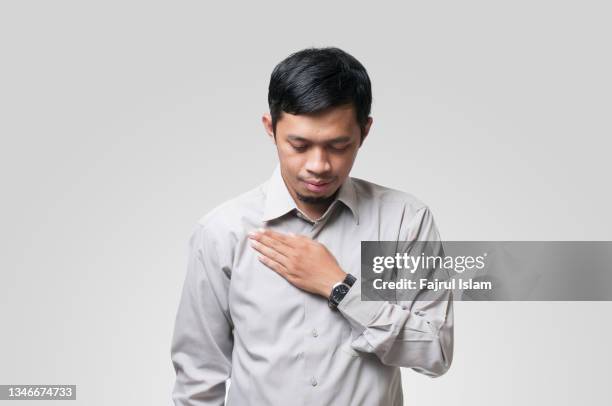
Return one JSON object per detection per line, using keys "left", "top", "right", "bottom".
{"left": 327, "top": 273, "right": 356, "bottom": 310}
{"left": 323, "top": 268, "right": 347, "bottom": 297}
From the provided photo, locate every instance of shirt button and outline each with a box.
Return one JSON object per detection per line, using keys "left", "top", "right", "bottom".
{"left": 310, "top": 377, "right": 318, "bottom": 386}
{"left": 312, "top": 328, "right": 318, "bottom": 337}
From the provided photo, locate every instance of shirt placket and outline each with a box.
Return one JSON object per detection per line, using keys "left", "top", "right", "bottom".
{"left": 293, "top": 204, "right": 337, "bottom": 406}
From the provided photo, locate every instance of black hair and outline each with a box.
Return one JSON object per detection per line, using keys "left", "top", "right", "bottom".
{"left": 267, "top": 46, "right": 372, "bottom": 143}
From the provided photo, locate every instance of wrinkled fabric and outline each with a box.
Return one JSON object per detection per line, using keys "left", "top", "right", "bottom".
{"left": 171, "top": 163, "right": 454, "bottom": 406}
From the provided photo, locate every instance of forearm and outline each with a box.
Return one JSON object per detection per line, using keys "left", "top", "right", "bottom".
{"left": 337, "top": 278, "right": 454, "bottom": 377}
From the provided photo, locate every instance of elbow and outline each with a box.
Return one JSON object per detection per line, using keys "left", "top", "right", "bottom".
{"left": 425, "top": 357, "right": 453, "bottom": 378}
{"left": 427, "top": 318, "right": 454, "bottom": 378}
{"left": 412, "top": 355, "right": 452, "bottom": 378}
{"left": 413, "top": 336, "right": 454, "bottom": 378}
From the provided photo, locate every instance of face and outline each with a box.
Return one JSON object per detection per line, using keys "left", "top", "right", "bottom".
{"left": 262, "top": 104, "right": 372, "bottom": 217}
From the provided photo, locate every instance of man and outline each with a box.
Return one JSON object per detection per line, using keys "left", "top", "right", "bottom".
{"left": 171, "top": 46, "right": 453, "bottom": 406}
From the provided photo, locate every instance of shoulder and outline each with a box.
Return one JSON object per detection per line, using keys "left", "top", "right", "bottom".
{"left": 194, "top": 183, "right": 265, "bottom": 240}
{"left": 350, "top": 177, "right": 438, "bottom": 240}
{"left": 350, "top": 176, "right": 429, "bottom": 215}
{"left": 186, "top": 183, "right": 265, "bottom": 265}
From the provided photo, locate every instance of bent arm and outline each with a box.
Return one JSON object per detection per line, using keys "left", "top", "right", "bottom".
{"left": 337, "top": 206, "right": 454, "bottom": 377}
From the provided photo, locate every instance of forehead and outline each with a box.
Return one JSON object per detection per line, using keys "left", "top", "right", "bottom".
{"left": 276, "top": 105, "right": 359, "bottom": 141}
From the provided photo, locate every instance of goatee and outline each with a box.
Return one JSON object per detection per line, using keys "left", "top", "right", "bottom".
{"left": 296, "top": 189, "right": 339, "bottom": 205}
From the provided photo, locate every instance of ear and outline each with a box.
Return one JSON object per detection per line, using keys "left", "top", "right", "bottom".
{"left": 359, "top": 116, "right": 373, "bottom": 147}
{"left": 261, "top": 113, "right": 276, "bottom": 144}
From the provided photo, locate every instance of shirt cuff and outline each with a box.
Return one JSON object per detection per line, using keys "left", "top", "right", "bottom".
{"left": 336, "top": 278, "right": 385, "bottom": 334}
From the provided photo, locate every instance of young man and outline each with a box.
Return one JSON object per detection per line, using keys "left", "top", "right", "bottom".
{"left": 171, "top": 47, "right": 454, "bottom": 406}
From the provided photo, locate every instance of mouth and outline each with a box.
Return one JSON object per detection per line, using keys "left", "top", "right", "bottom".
{"left": 303, "top": 179, "right": 334, "bottom": 193}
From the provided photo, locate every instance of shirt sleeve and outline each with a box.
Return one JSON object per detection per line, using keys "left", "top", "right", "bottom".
{"left": 337, "top": 206, "right": 454, "bottom": 378}
{"left": 171, "top": 223, "right": 234, "bottom": 405}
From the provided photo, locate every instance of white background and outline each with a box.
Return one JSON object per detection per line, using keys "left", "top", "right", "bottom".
{"left": 1, "top": 1, "right": 611, "bottom": 405}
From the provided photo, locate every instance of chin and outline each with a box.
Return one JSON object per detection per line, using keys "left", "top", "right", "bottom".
{"left": 300, "top": 185, "right": 339, "bottom": 201}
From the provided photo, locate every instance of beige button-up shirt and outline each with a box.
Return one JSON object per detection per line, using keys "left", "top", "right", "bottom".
{"left": 171, "top": 164, "right": 454, "bottom": 406}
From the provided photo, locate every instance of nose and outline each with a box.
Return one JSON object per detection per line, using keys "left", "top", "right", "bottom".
{"left": 304, "top": 146, "right": 331, "bottom": 175}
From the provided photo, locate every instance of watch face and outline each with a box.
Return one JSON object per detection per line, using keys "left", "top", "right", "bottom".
{"left": 332, "top": 284, "right": 351, "bottom": 303}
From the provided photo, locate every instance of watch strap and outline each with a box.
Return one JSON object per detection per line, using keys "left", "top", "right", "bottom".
{"left": 328, "top": 273, "right": 356, "bottom": 310}
{"left": 343, "top": 273, "right": 356, "bottom": 287}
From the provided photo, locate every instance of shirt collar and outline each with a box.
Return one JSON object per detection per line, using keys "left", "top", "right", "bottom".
{"left": 262, "top": 164, "right": 359, "bottom": 224}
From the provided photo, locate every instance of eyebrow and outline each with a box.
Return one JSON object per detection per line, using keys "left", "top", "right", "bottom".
{"left": 287, "top": 135, "right": 352, "bottom": 143}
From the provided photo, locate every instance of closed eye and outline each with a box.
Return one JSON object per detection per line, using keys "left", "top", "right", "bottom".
{"left": 329, "top": 144, "right": 350, "bottom": 152}
{"left": 291, "top": 144, "right": 308, "bottom": 152}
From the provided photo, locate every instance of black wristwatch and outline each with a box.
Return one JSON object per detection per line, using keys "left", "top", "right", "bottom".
{"left": 328, "top": 273, "right": 356, "bottom": 310}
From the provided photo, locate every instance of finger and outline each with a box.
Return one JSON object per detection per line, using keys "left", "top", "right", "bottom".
{"left": 255, "top": 232, "right": 293, "bottom": 256}
{"left": 250, "top": 239, "right": 289, "bottom": 268}
{"left": 260, "top": 228, "right": 298, "bottom": 246}
{"left": 256, "top": 253, "right": 287, "bottom": 276}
